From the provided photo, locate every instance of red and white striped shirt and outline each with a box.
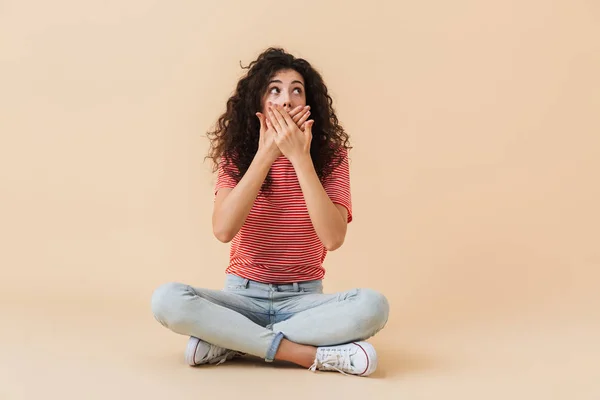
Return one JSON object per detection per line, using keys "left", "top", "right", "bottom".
{"left": 215, "top": 149, "right": 352, "bottom": 283}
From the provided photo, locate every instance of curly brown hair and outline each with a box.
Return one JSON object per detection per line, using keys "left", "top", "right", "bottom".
{"left": 206, "top": 47, "right": 351, "bottom": 192}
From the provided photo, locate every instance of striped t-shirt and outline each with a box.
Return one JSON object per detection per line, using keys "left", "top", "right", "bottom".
{"left": 215, "top": 149, "right": 352, "bottom": 283}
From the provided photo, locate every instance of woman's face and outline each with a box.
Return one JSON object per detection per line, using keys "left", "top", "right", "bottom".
{"left": 261, "top": 69, "right": 306, "bottom": 114}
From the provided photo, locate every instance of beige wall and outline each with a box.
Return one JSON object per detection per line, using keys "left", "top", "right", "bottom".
{"left": 1, "top": 1, "right": 599, "bottom": 395}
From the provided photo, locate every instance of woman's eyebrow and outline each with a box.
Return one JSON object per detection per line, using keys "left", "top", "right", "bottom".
{"left": 269, "top": 79, "right": 305, "bottom": 87}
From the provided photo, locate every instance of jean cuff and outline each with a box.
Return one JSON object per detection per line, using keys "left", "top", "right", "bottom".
{"left": 265, "top": 332, "right": 284, "bottom": 363}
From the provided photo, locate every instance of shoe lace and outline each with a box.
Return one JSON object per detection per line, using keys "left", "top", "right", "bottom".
{"left": 205, "top": 345, "right": 244, "bottom": 366}
{"left": 309, "top": 347, "right": 354, "bottom": 376}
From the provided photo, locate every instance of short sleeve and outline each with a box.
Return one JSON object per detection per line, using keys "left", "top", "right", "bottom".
{"left": 214, "top": 155, "right": 239, "bottom": 196}
{"left": 322, "top": 148, "right": 353, "bottom": 223}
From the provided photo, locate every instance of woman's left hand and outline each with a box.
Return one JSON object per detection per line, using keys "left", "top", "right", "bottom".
{"left": 268, "top": 104, "right": 314, "bottom": 165}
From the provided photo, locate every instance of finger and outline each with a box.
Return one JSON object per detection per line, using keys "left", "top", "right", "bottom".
{"left": 270, "top": 105, "right": 288, "bottom": 130}
{"left": 304, "top": 120, "right": 314, "bottom": 135}
{"left": 268, "top": 106, "right": 284, "bottom": 132}
{"left": 276, "top": 105, "right": 296, "bottom": 127}
{"left": 266, "top": 112, "right": 275, "bottom": 131}
{"left": 256, "top": 112, "right": 266, "bottom": 133}
{"left": 288, "top": 105, "right": 304, "bottom": 118}
{"left": 292, "top": 106, "right": 310, "bottom": 123}
{"left": 296, "top": 109, "right": 310, "bottom": 127}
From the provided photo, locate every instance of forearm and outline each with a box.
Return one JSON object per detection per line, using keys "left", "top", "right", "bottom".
{"left": 212, "top": 151, "right": 273, "bottom": 242}
{"left": 292, "top": 156, "right": 347, "bottom": 251}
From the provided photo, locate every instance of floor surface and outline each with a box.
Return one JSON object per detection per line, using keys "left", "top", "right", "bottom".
{"left": 2, "top": 290, "right": 597, "bottom": 400}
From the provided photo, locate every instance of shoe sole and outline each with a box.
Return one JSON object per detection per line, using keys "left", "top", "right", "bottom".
{"left": 353, "top": 341, "right": 378, "bottom": 376}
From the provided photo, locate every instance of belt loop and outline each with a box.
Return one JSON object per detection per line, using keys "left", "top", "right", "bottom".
{"left": 293, "top": 282, "right": 299, "bottom": 292}
{"left": 243, "top": 278, "right": 249, "bottom": 288}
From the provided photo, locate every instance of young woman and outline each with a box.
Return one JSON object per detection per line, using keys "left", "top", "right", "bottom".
{"left": 151, "top": 48, "right": 389, "bottom": 377}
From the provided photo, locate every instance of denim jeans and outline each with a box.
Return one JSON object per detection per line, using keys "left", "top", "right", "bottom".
{"left": 151, "top": 274, "right": 389, "bottom": 362}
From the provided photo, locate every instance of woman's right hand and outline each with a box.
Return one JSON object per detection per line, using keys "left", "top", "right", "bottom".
{"left": 256, "top": 111, "right": 282, "bottom": 163}
{"left": 256, "top": 104, "right": 311, "bottom": 163}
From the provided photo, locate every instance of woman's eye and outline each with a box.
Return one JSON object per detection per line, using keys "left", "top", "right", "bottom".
{"left": 293, "top": 88, "right": 302, "bottom": 94}
{"left": 270, "top": 87, "right": 280, "bottom": 94}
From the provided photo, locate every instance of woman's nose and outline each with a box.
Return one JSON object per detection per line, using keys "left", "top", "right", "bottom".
{"left": 282, "top": 98, "right": 294, "bottom": 111}
{"left": 281, "top": 92, "right": 292, "bottom": 110}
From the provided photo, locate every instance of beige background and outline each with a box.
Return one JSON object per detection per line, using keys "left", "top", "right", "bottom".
{"left": 1, "top": 0, "right": 599, "bottom": 398}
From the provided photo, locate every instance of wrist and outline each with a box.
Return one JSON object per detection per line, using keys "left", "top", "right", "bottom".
{"left": 254, "top": 148, "right": 277, "bottom": 167}
{"left": 290, "top": 152, "right": 313, "bottom": 170}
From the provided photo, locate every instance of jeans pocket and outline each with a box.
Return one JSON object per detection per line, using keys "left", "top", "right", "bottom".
{"left": 298, "top": 281, "right": 323, "bottom": 294}
{"left": 224, "top": 274, "right": 249, "bottom": 291}
{"left": 225, "top": 284, "right": 247, "bottom": 291}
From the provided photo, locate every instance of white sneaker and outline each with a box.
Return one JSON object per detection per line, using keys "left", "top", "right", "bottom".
{"left": 309, "top": 341, "right": 378, "bottom": 377}
{"left": 185, "top": 336, "right": 244, "bottom": 366}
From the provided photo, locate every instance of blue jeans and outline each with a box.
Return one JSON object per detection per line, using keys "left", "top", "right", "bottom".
{"left": 151, "top": 274, "right": 390, "bottom": 362}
